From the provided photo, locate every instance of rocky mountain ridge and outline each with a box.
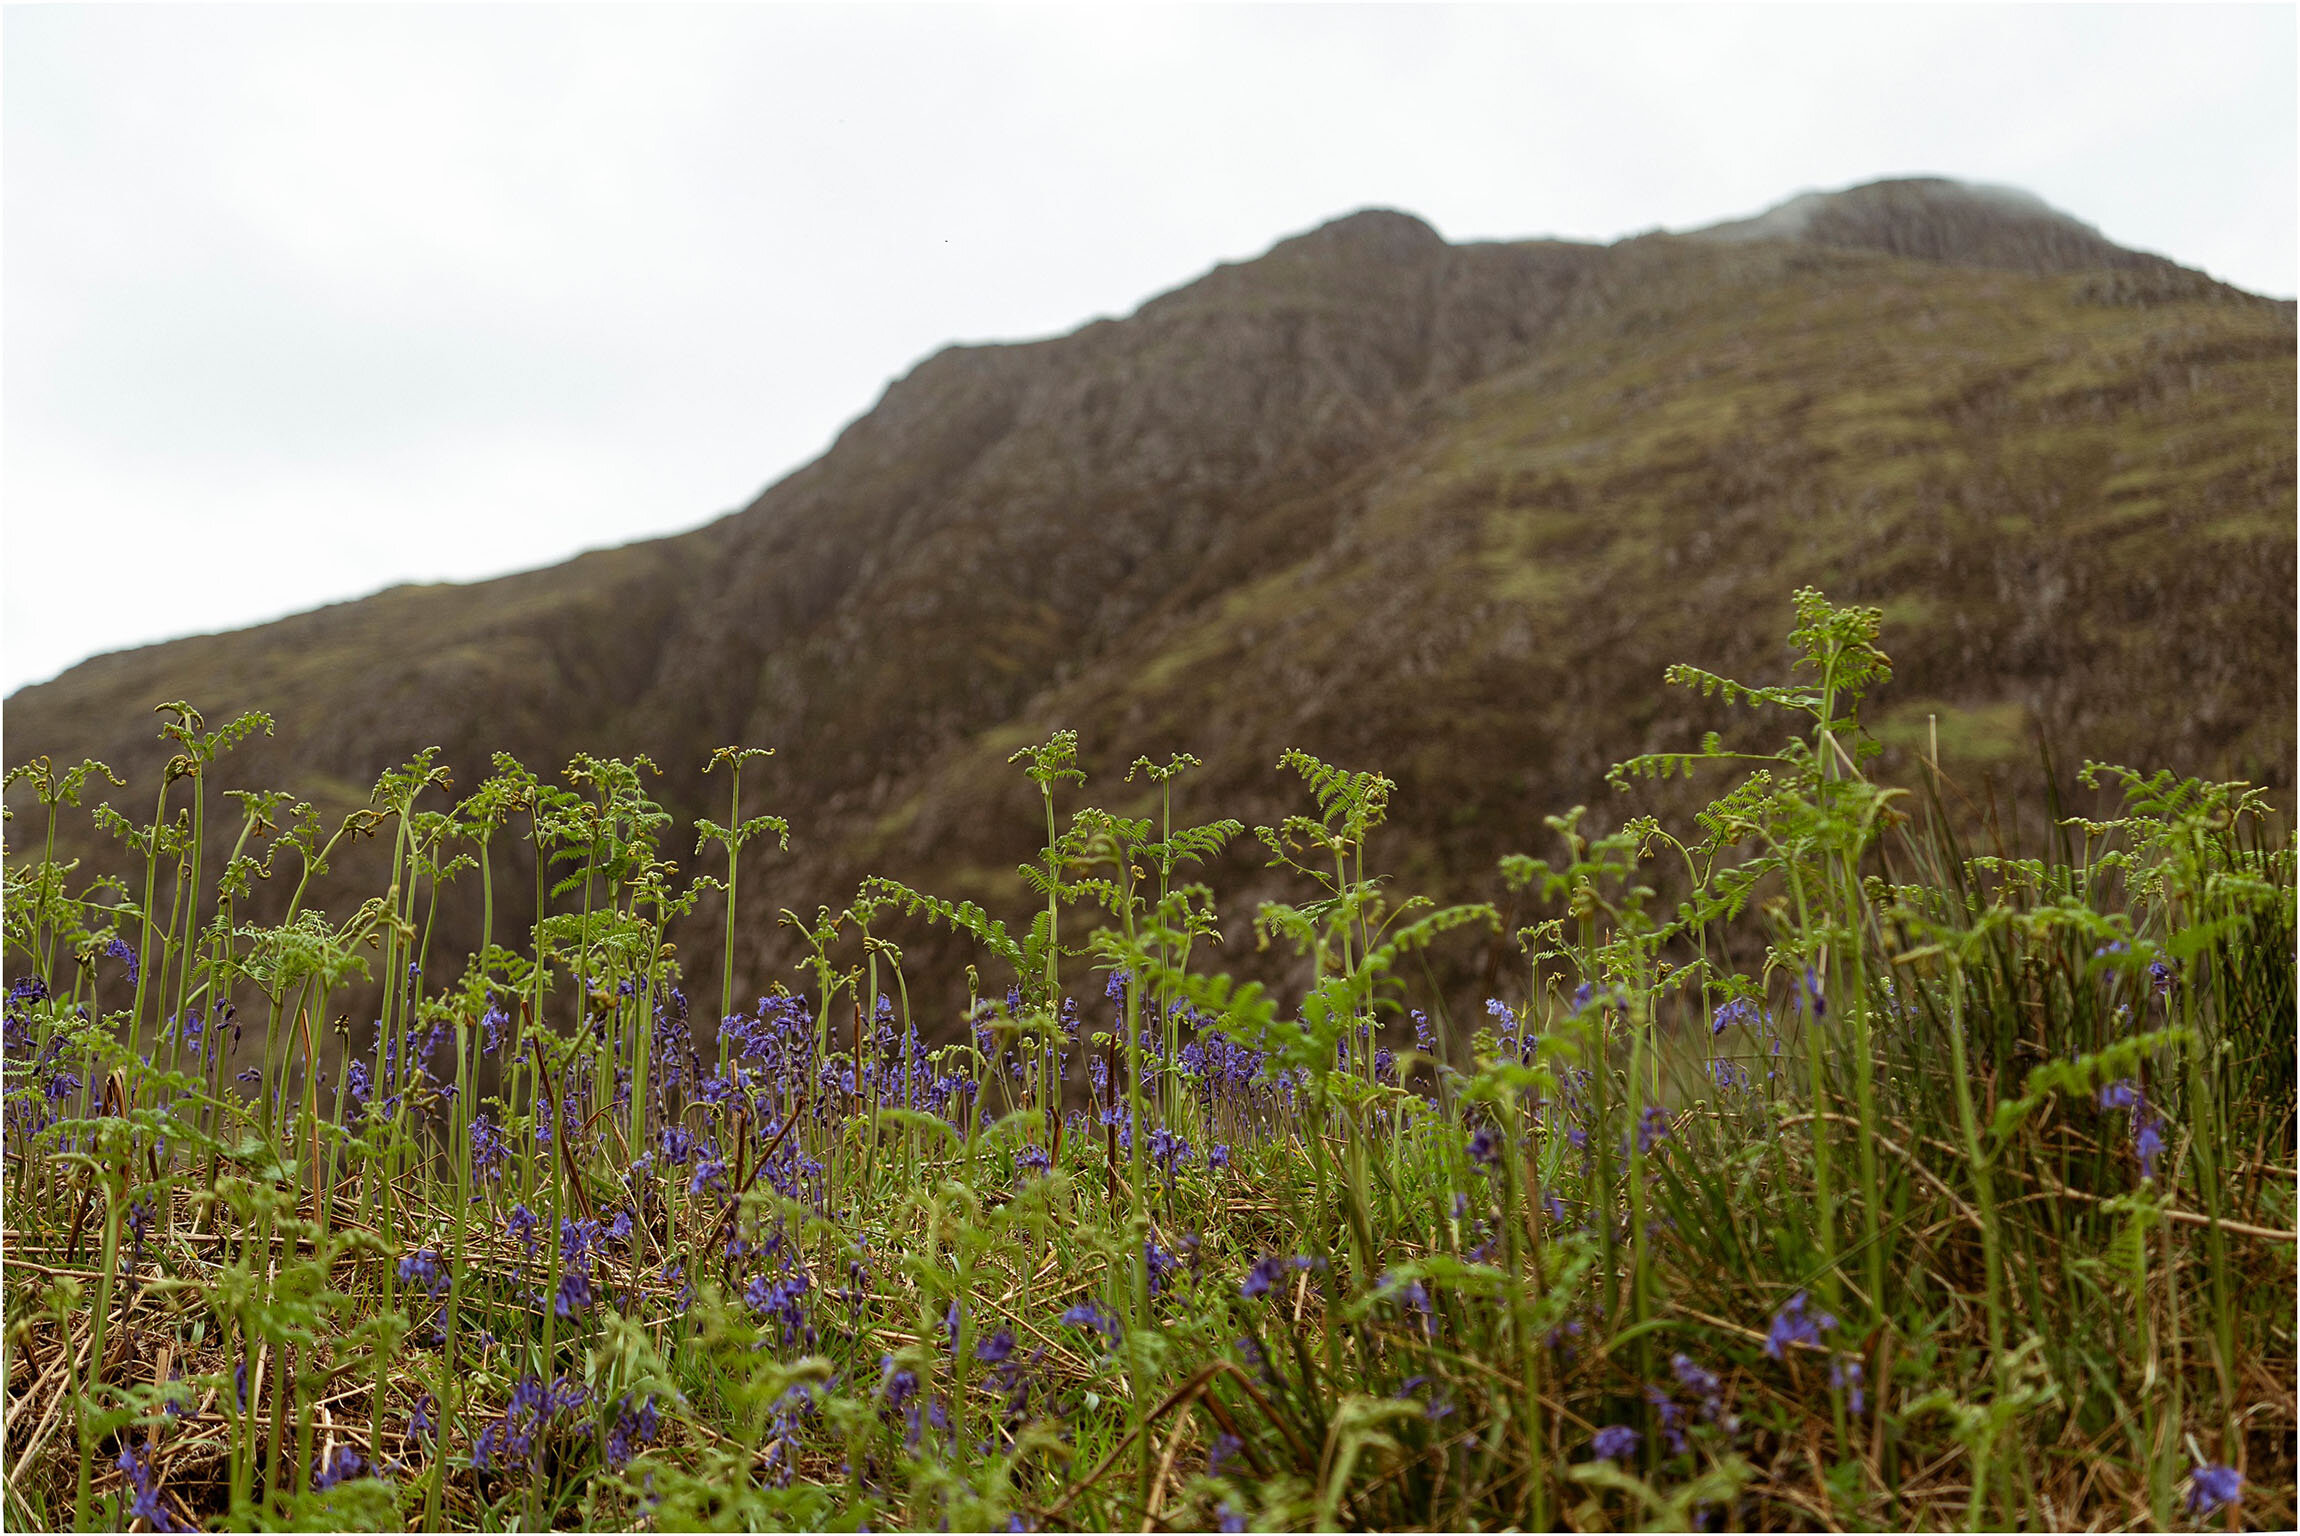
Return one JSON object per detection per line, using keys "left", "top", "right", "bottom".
{"left": 8, "top": 178, "right": 2292, "bottom": 1027}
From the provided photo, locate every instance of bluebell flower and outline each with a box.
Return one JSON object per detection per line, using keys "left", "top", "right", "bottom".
{"left": 105, "top": 937, "right": 139, "bottom": 987}
{"left": 2136, "top": 1113, "right": 2166, "bottom": 1181}
{"left": 117, "top": 1440, "right": 189, "bottom": 1532}
{"left": 1765, "top": 1291, "right": 1836, "bottom": 1359}
{"left": 397, "top": 1248, "right": 449, "bottom": 1299}
{"left": 1468, "top": 1127, "right": 1501, "bottom": 1167}
{"left": 1829, "top": 1356, "right": 1866, "bottom": 1415}
{"left": 1216, "top": 1502, "right": 1246, "bottom": 1533}
{"left": 1590, "top": 1423, "right": 1640, "bottom": 1462}
{"left": 2187, "top": 1462, "right": 2242, "bottom": 1516}
{"left": 1803, "top": 965, "right": 1827, "bottom": 1018}
{"left": 1711, "top": 997, "right": 1762, "bottom": 1036}
{"left": 2098, "top": 1078, "right": 2141, "bottom": 1111}
{"left": 311, "top": 1445, "right": 366, "bottom": 1490}
{"left": 1061, "top": 1300, "right": 1120, "bottom": 1343}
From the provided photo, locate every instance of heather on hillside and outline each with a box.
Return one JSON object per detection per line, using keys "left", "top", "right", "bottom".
{"left": 2, "top": 592, "right": 2291, "bottom": 1532}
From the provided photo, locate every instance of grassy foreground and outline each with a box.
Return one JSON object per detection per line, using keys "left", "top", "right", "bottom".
{"left": 2, "top": 591, "right": 2290, "bottom": 1532}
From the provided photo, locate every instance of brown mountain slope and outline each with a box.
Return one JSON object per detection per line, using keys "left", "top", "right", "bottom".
{"left": 6, "top": 179, "right": 2293, "bottom": 1027}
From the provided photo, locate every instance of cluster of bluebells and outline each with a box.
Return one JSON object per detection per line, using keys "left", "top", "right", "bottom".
{"left": 472, "top": 1373, "right": 590, "bottom": 1475}
{"left": 397, "top": 1247, "right": 450, "bottom": 1300}
{"left": 606, "top": 1395, "right": 662, "bottom": 1470}
{"left": 2098, "top": 1078, "right": 2167, "bottom": 1181}
{"left": 116, "top": 1439, "right": 190, "bottom": 1531}
{"left": 1240, "top": 1253, "right": 1314, "bottom": 1300}
{"left": 1645, "top": 1352, "right": 1736, "bottom": 1455}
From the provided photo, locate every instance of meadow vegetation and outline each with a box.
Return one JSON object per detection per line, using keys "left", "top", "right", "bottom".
{"left": 3, "top": 591, "right": 2290, "bottom": 1531}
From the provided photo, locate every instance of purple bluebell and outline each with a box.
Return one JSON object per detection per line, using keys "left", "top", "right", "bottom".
{"left": 2187, "top": 1462, "right": 2241, "bottom": 1516}
{"left": 1764, "top": 1291, "right": 1836, "bottom": 1359}
{"left": 105, "top": 937, "right": 139, "bottom": 986}
{"left": 2136, "top": 1113, "right": 2165, "bottom": 1181}
{"left": 1468, "top": 1126, "right": 1501, "bottom": 1166}
{"left": 397, "top": 1248, "right": 449, "bottom": 1299}
{"left": 1590, "top": 1424, "right": 1640, "bottom": 1462}
{"left": 117, "top": 1441, "right": 189, "bottom": 1532}
{"left": 1829, "top": 1356, "right": 1866, "bottom": 1415}
{"left": 1061, "top": 1300, "right": 1120, "bottom": 1343}
{"left": 311, "top": 1445, "right": 366, "bottom": 1490}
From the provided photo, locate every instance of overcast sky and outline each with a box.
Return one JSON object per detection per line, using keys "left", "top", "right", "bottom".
{"left": 5, "top": 4, "right": 2293, "bottom": 696}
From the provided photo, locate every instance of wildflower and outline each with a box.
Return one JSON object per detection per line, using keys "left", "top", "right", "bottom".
{"left": 1208, "top": 1431, "right": 1244, "bottom": 1477}
{"left": 1635, "top": 1105, "right": 1672, "bottom": 1154}
{"left": 106, "top": 937, "right": 139, "bottom": 986}
{"left": 407, "top": 1393, "right": 436, "bottom": 1443}
{"left": 1208, "top": 1143, "right": 1231, "bottom": 1171}
{"left": 1240, "top": 1254, "right": 1292, "bottom": 1300}
{"left": 345, "top": 1061, "right": 371, "bottom": 1108}
{"left": 470, "top": 1113, "right": 508, "bottom": 1180}
{"left": 1764, "top": 1290, "right": 1836, "bottom": 1359}
{"left": 1711, "top": 997, "right": 1762, "bottom": 1036}
{"left": 1145, "top": 1240, "right": 1182, "bottom": 1296}
{"left": 1829, "top": 1356, "right": 1866, "bottom": 1415}
{"left": 1016, "top": 1144, "right": 1052, "bottom": 1181}
{"left": 1217, "top": 1503, "right": 1247, "bottom": 1533}
{"left": 311, "top": 1445, "right": 366, "bottom": 1490}
{"left": 1148, "top": 1126, "right": 1192, "bottom": 1178}
{"left": 1590, "top": 1423, "right": 1640, "bottom": 1462}
{"left": 397, "top": 1248, "right": 450, "bottom": 1300}
{"left": 1671, "top": 1353, "right": 1722, "bottom": 1404}
{"left": 976, "top": 1328, "right": 1015, "bottom": 1365}
{"left": 505, "top": 1203, "right": 538, "bottom": 1255}
{"left": 1645, "top": 1383, "right": 1688, "bottom": 1453}
{"left": 554, "top": 1268, "right": 594, "bottom": 1318}
{"left": 117, "top": 1440, "right": 189, "bottom": 1531}
{"left": 1803, "top": 965, "right": 1827, "bottom": 1018}
{"left": 124, "top": 1197, "right": 154, "bottom": 1269}
{"left": 2136, "top": 1112, "right": 2166, "bottom": 1181}
{"left": 689, "top": 1156, "right": 728, "bottom": 1197}
{"left": 2186, "top": 1462, "right": 2242, "bottom": 1516}
{"left": 236, "top": 1067, "right": 261, "bottom": 1083}
{"left": 2098, "top": 1078, "right": 2141, "bottom": 1111}
{"left": 234, "top": 1359, "right": 248, "bottom": 1411}
{"left": 1061, "top": 1300, "right": 1120, "bottom": 1343}
{"left": 2149, "top": 958, "right": 2176, "bottom": 996}
{"left": 1467, "top": 1126, "right": 1501, "bottom": 1167}
{"left": 606, "top": 1395, "right": 660, "bottom": 1470}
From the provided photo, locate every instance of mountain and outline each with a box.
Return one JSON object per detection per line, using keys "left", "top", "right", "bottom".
{"left": 7, "top": 178, "right": 2293, "bottom": 1027}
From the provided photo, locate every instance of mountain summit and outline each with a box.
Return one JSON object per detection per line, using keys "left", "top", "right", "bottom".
{"left": 1688, "top": 176, "right": 2177, "bottom": 276}
{"left": 7, "top": 179, "right": 2291, "bottom": 1020}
